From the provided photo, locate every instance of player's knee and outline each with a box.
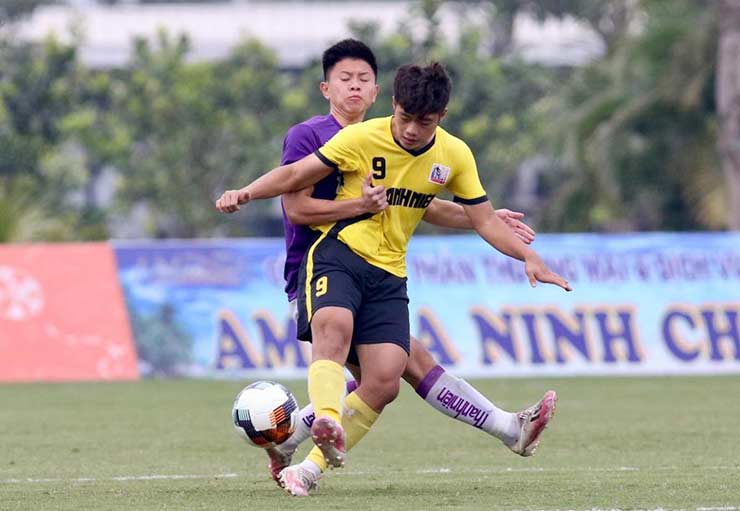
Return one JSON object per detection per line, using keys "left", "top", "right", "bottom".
{"left": 384, "top": 379, "right": 401, "bottom": 404}
{"left": 312, "top": 320, "right": 351, "bottom": 344}
{"left": 370, "top": 377, "right": 401, "bottom": 406}
{"left": 313, "top": 307, "right": 352, "bottom": 334}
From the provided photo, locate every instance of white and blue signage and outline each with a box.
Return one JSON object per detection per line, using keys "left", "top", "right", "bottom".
{"left": 114, "top": 233, "right": 740, "bottom": 378}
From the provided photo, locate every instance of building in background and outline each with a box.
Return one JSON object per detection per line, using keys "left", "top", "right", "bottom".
{"left": 17, "top": 1, "right": 604, "bottom": 69}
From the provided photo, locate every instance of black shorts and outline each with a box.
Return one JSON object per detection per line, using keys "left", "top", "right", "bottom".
{"left": 296, "top": 235, "right": 410, "bottom": 364}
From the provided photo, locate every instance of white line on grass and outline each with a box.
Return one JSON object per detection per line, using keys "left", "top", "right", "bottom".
{"left": 334, "top": 465, "right": 737, "bottom": 476}
{"left": 2, "top": 465, "right": 738, "bottom": 485}
{"left": 0, "top": 473, "right": 239, "bottom": 484}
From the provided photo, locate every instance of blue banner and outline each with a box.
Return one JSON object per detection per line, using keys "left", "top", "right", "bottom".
{"left": 113, "top": 233, "right": 740, "bottom": 378}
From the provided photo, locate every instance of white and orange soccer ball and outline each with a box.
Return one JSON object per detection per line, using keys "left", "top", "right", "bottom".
{"left": 231, "top": 381, "right": 299, "bottom": 448}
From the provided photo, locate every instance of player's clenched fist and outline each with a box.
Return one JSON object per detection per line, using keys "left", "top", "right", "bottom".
{"left": 360, "top": 174, "right": 388, "bottom": 214}
{"left": 216, "top": 188, "right": 251, "bottom": 213}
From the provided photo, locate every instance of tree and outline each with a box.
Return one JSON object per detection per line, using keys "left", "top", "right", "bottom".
{"left": 0, "top": 179, "right": 68, "bottom": 242}
{"left": 114, "top": 32, "right": 299, "bottom": 238}
{"left": 717, "top": 0, "right": 740, "bottom": 229}
{"left": 0, "top": 36, "right": 84, "bottom": 242}
{"left": 0, "top": 37, "right": 78, "bottom": 180}
{"left": 542, "top": 0, "right": 722, "bottom": 232}
{"left": 456, "top": 0, "right": 639, "bottom": 57}
{"left": 0, "top": 0, "right": 730, "bottom": 239}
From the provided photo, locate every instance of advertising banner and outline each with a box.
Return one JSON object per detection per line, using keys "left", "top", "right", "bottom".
{"left": 0, "top": 243, "right": 139, "bottom": 382}
{"left": 114, "top": 233, "right": 740, "bottom": 378}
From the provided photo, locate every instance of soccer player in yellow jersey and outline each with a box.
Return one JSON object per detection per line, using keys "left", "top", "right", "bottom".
{"left": 217, "top": 61, "right": 571, "bottom": 496}
{"left": 260, "top": 39, "right": 554, "bottom": 496}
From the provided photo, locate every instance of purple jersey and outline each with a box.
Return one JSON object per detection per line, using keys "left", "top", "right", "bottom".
{"left": 281, "top": 114, "right": 343, "bottom": 301}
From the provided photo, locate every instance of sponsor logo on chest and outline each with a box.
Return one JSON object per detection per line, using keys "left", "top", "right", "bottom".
{"left": 428, "top": 163, "right": 451, "bottom": 185}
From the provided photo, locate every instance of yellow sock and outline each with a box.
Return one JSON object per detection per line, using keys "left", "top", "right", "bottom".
{"left": 342, "top": 391, "right": 379, "bottom": 450}
{"left": 307, "top": 359, "right": 345, "bottom": 423}
{"left": 306, "top": 391, "right": 379, "bottom": 472}
{"left": 306, "top": 446, "right": 329, "bottom": 472}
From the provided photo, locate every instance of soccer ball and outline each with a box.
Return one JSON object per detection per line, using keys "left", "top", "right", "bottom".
{"left": 231, "top": 381, "right": 299, "bottom": 448}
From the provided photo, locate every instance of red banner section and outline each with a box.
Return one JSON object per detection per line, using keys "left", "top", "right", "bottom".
{"left": 0, "top": 243, "right": 139, "bottom": 382}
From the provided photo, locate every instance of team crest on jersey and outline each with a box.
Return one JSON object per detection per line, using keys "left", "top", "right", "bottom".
{"left": 428, "top": 164, "right": 450, "bottom": 185}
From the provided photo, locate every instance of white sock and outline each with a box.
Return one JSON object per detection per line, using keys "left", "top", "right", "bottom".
{"left": 415, "top": 365, "right": 520, "bottom": 445}
{"left": 299, "top": 459, "right": 322, "bottom": 478}
{"left": 282, "top": 402, "right": 314, "bottom": 452}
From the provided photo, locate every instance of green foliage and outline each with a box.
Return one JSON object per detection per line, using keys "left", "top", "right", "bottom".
{"left": 0, "top": 178, "right": 71, "bottom": 242}
{"left": 0, "top": 0, "right": 729, "bottom": 240}
{"left": 0, "top": 37, "right": 77, "bottom": 179}
{"left": 0, "top": 34, "right": 104, "bottom": 242}
{"left": 112, "top": 33, "right": 295, "bottom": 238}
{"left": 548, "top": 0, "right": 722, "bottom": 231}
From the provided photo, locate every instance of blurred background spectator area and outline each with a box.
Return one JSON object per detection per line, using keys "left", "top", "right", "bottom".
{"left": 1, "top": 1, "right": 738, "bottom": 242}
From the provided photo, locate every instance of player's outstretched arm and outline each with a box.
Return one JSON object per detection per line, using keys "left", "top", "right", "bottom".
{"left": 423, "top": 199, "right": 536, "bottom": 244}
{"left": 284, "top": 175, "right": 388, "bottom": 226}
{"left": 216, "top": 153, "right": 334, "bottom": 213}
{"left": 462, "top": 200, "right": 571, "bottom": 291}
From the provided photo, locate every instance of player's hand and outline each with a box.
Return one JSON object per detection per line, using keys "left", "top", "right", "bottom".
{"left": 216, "top": 188, "right": 251, "bottom": 213}
{"left": 495, "top": 208, "right": 535, "bottom": 245}
{"left": 524, "top": 254, "right": 572, "bottom": 291}
{"left": 361, "top": 174, "right": 388, "bottom": 214}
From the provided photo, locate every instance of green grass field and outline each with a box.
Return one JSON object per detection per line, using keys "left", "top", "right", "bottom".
{"left": 1, "top": 376, "right": 739, "bottom": 511}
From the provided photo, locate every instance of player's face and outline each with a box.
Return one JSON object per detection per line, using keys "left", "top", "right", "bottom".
{"left": 321, "top": 58, "right": 379, "bottom": 120}
{"left": 390, "top": 102, "right": 446, "bottom": 151}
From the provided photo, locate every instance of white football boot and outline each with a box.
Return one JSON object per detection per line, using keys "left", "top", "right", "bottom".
{"left": 279, "top": 462, "right": 322, "bottom": 497}
{"left": 508, "top": 390, "right": 557, "bottom": 457}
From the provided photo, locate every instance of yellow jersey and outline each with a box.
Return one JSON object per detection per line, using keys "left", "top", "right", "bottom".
{"left": 314, "top": 116, "right": 487, "bottom": 277}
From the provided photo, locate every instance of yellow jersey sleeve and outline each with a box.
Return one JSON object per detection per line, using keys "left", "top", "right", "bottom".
{"left": 445, "top": 140, "right": 488, "bottom": 204}
{"left": 314, "top": 123, "right": 362, "bottom": 173}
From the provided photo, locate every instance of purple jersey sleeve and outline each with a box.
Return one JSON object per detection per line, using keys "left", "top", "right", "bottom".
{"left": 281, "top": 123, "right": 320, "bottom": 165}
{"left": 280, "top": 115, "right": 342, "bottom": 301}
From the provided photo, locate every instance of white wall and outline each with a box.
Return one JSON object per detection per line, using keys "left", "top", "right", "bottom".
{"left": 17, "top": 1, "right": 604, "bottom": 68}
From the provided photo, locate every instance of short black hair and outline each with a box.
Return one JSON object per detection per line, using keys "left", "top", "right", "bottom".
{"left": 393, "top": 62, "right": 451, "bottom": 116}
{"left": 322, "top": 39, "right": 378, "bottom": 80}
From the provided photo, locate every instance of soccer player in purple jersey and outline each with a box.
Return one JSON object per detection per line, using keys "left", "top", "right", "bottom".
{"left": 253, "top": 40, "right": 557, "bottom": 495}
